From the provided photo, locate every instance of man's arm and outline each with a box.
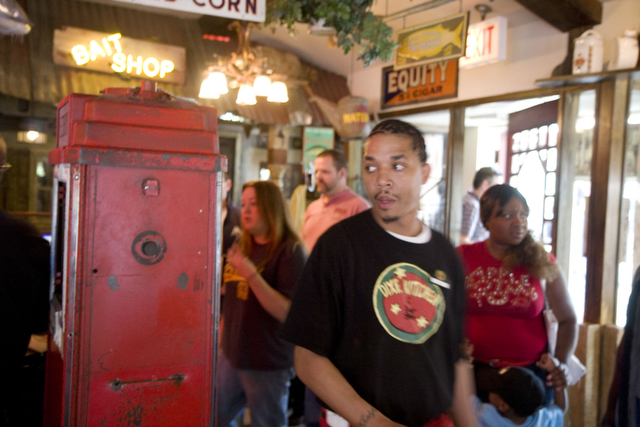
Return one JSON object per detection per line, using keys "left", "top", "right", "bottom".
{"left": 460, "top": 198, "right": 476, "bottom": 245}
{"left": 449, "top": 360, "right": 478, "bottom": 427}
{"left": 294, "top": 346, "right": 406, "bottom": 427}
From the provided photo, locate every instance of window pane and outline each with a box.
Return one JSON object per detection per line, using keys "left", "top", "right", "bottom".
{"left": 529, "top": 128, "right": 538, "bottom": 150}
{"left": 563, "top": 89, "right": 595, "bottom": 324}
{"left": 616, "top": 79, "right": 640, "bottom": 326}
{"left": 549, "top": 123, "right": 558, "bottom": 147}
{"left": 546, "top": 172, "right": 556, "bottom": 196}
{"left": 547, "top": 148, "right": 557, "bottom": 171}
{"left": 512, "top": 133, "right": 520, "bottom": 152}
{"left": 543, "top": 221, "right": 553, "bottom": 244}
{"left": 539, "top": 125, "right": 548, "bottom": 148}
{"left": 402, "top": 110, "right": 450, "bottom": 234}
{"left": 544, "top": 196, "right": 555, "bottom": 220}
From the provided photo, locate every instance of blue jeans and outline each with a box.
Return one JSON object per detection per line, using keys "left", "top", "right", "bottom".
{"left": 216, "top": 352, "right": 294, "bottom": 427}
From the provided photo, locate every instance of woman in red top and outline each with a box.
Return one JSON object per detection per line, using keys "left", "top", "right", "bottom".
{"left": 457, "top": 184, "right": 577, "bottom": 403}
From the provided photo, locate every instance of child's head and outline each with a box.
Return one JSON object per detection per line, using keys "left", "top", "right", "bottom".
{"left": 481, "top": 366, "right": 546, "bottom": 418}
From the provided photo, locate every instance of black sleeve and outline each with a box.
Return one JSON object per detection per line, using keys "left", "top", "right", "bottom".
{"left": 449, "top": 237, "right": 468, "bottom": 360}
{"left": 276, "top": 240, "right": 307, "bottom": 299}
{"left": 0, "top": 213, "right": 50, "bottom": 338}
{"left": 281, "top": 230, "right": 347, "bottom": 357}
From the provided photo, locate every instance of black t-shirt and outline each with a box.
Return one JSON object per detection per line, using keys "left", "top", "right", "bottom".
{"left": 223, "top": 236, "right": 306, "bottom": 370}
{"left": 0, "top": 210, "right": 50, "bottom": 366}
{"left": 281, "top": 211, "right": 466, "bottom": 426}
{"left": 222, "top": 205, "right": 241, "bottom": 256}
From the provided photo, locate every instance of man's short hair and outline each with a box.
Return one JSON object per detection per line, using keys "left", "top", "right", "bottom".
{"left": 473, "top": 167, "right": 501, "bottom": 189}
{"left": 316, "top": 149, "right": 348, "bottom": 172}
{"left": 367, "top": 119, "right": 427, "bottom": 164}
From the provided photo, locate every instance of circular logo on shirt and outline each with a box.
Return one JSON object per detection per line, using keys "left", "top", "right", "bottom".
{"left": 372, "top": 263, "right": 445, "bottom": 344}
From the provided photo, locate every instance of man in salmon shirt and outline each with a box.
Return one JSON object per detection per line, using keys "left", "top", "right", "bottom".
{"left": 301, "top": 150, "right": 370, "bottom": 252}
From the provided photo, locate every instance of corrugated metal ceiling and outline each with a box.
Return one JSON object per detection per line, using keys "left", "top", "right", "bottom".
{"left": 0, "top": 0, "right": 350, "bottom": 126}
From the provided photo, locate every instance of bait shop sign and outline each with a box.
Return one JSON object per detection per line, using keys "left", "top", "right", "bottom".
{"left": 381, "top": 60, "right": 458, "bottom": 109}
{"left": 53, "top": 27, "right": 186, "bottom": 84}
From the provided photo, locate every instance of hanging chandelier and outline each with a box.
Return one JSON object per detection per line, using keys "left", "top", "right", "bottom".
{"left": 199, "top": 21, "right": 289, "bottom": 106}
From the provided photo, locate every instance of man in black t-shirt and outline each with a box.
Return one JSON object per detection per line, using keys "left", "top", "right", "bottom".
{"left": 0, "top": 138, "right": 50, "bottom": 426}
{"left": 281, "top": 120, "right": 476, "bottom": 427}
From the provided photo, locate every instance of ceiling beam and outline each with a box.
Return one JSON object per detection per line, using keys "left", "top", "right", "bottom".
{"left": 514, "top": 0, "right": 602, "bottom": 32}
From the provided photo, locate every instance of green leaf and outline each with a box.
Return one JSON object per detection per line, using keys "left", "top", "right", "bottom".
{"left": 265, "top": 0, "right": 397, "bottom": 67}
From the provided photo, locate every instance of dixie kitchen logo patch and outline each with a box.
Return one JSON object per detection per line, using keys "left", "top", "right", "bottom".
{"left": 373, "top": 263, "right": 445, "bottom": 343}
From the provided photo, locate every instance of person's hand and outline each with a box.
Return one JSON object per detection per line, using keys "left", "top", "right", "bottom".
{"left": 536, "top": 354, "right": 567, "bottom": 391}
{"left": 536, "top": 353, "right": 557, "bottom": 372}
{"left": 226, "top": 243, "right": 257, "bottom": 280}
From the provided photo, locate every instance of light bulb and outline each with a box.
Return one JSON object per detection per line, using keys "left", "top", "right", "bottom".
{"left": 267, "top": 82, "right": 288, "bottom": 103}
{"left": 236, "top": 84, "right": 257, "bottom": 106}
{"left": 253, "top": 75, "right": 272, "bottom": 97}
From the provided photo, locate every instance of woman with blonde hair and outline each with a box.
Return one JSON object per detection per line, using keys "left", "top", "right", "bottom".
{"left": 457, "top": 184, "right": 577, "bottom": 404}
{"left": 217, "top": 180, "right": 307, "bottom": 427}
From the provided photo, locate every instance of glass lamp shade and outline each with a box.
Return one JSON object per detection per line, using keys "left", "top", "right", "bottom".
{"left": 267, "top": 82, "right": 289, "bottom": 103}
{"left": 236, "top": 84, "right": 257, "bottom": 106}
{"left": 199, "top": 71, "right": 229, "bottom": 99}
{"left": 199, "top": 75, "right": 220, "bottom": 99}
{"left": 209, "top": 72, "right": 229, "bottom": 95}
{"left": 253, "top": 75, "right": 272, "bottom": 97}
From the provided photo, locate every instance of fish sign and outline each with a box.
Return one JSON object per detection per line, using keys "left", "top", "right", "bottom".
{"left": 53, "top": 27, "right": 186, "bottom": 84}
{"left": 381, "top": 60, "right": 458, "bottom": 109}
{"left": 395, "top": 12, "right": 468, "bottom": 70}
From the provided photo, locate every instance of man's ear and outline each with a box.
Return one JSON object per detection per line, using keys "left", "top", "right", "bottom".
{"left": 421, "top": 163, "right": 431, "bottom": 185}
{"left": 338, "top": 167, "right": 347, "bottom": 181}
{"left": 495, "top": 396, "right": 510, "bottom": 414}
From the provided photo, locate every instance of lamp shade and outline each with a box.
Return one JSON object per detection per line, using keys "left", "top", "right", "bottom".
{"left": 267, "top": 82, "right": 288, "bottom": 103}
{"left": 199, "top": 75, "right": 220, "bottom": 99}
{"left": 209, "top": 72, "right": 229, "bottom": 95}
{"left": 253, "top": 75, "right": 272, "bottom": 97}
{"left": 236, "top": 84, "right": 257, "bottom": 106}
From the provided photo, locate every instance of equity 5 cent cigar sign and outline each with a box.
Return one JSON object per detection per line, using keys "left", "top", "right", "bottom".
{"left": 381, "top": 59, "right": 458, "bottom": 109}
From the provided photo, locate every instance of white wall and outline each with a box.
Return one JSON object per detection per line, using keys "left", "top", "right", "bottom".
{"left": 351, "top": 0, "right": 640, "bottom": 113}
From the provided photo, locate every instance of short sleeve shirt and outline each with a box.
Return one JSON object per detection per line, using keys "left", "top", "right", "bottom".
{"left": 282, "top": 211, "right": 466, "bottom": 425}
{"left": 301, "top": 188, "right": 370, "bottom": 251}
{"left": 457, "top": 242, "right": 548, "bottom": 366}
{"left": 223, "top": 237, "right": 306, "bottom": 370}
{"left": 461, "top": 191, "right": 488, "bottom": 243}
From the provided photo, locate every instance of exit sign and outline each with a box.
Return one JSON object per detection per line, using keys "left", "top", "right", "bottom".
{"left": 459, "top": 16, "right": 507, "bottom": 69}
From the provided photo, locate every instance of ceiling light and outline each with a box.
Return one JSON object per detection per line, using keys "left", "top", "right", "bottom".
{"left": 200, "top": 21, "right": 290, "bottom": 106}
{"left": 253, "top": 75, "right": 272, "bottom": 97}
{"left": 236, "top": 84, "right": 257, "bottom": 106}
{"left": 267, "top": 82, "right": 288, "bottom": 103}
{"left": 26, "top": 130, "right": 40, "bottom": 141}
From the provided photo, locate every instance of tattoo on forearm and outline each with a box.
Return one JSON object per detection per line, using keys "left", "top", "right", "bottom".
{"left": 358, "top": 408, "right": 376, "bottom": 427}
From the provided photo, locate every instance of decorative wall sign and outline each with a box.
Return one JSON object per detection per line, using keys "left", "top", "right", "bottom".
{"left": 395, "top": 12, "right": 468, "bottom": 70}
{"left": 381, "top": 60, "right": 458, "bottom": 109}
{"left": 53, "top": 27, "right": 186, "bottom": 84}
{"left": 108, "top": 0, "right": 265, "bottom": 22}
{"left": 459, "top": 16, "right": 507, "bottom": 69}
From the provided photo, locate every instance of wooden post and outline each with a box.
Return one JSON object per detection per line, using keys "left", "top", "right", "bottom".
{"left": 446, "top": 107, "right": 465, "bottom": 243}
{"left": 584, "top": 77, "right": 629, "bottom": 324}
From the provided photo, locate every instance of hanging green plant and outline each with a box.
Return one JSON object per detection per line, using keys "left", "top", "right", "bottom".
{"left": 265, "top": 0, "right": 397, "bottom": 67}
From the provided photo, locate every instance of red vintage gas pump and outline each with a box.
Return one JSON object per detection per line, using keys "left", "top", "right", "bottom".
{"left": 44, "top": 82, "right": 223, "bottom": 427}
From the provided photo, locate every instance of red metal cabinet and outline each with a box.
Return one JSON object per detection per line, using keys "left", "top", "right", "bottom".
{"left": 44, "top": 82, "right": 223, "bottom": 427}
